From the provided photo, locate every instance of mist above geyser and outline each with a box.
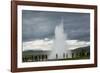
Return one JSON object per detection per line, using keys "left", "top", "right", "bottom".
{"left": 48, "top": 18, "right": 72, "bottom": 59}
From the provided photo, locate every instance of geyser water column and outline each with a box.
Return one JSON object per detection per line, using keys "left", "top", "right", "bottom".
{"left": 48, "top": 17, "right": 71, "bottom": 60}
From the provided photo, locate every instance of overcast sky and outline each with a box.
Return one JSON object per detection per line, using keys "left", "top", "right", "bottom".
{"left": 22, "top": 10, "right": 90, "bottom": 42}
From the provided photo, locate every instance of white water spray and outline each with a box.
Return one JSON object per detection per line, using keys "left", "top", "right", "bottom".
{"left": 48, "top": 17, "right": 72, "bottom": 59}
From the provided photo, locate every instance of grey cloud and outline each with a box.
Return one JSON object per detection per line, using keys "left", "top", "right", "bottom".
{"left": 22, "top": 10, "right": 90, "bottom": 42}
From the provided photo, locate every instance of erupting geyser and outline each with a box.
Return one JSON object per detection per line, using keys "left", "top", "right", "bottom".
{"left": 48, "top": 17, "right": 72, "bottom": 60}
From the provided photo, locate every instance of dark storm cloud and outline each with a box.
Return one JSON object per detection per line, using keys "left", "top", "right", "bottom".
{"left": 22, "top": 10, "right": 90, "bottom": 42}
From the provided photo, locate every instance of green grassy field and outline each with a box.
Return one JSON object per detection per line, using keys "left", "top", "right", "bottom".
{"left": 22, "top": 46, "right": 90, "bottom": 62}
